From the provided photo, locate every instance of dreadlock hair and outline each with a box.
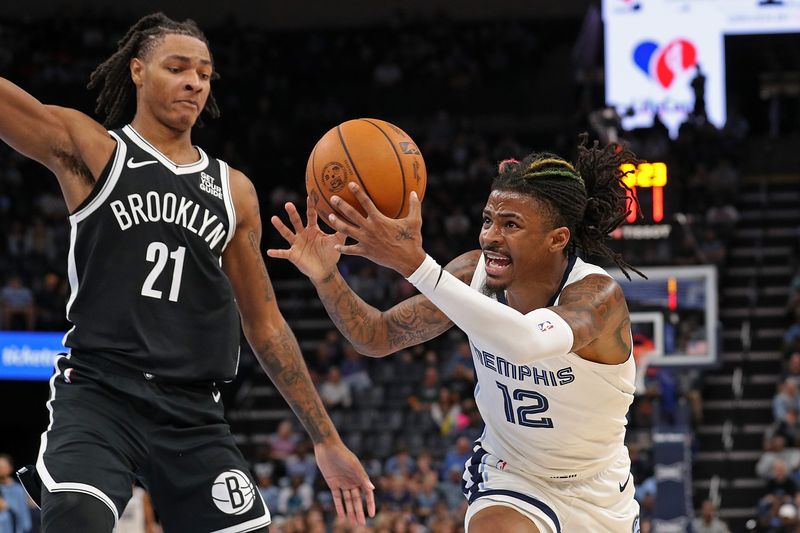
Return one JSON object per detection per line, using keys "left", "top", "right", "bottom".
{"left": 87, "top": 13, "right": 220, "bottom": 129}
{"left": 492, "top": 134, "right": 645, "bottom": 280}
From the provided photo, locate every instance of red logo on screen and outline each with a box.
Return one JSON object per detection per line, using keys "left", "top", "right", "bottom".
{"left": 633, "top": 39, "right": 697, "bottom": 89}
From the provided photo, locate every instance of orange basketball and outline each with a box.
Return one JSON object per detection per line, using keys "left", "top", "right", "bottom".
{"left": 306, "top": 118, "right": 426, "bottom": 224}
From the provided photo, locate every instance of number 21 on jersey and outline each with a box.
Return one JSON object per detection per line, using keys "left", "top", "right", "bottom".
{"left": 141, "top": 241, "right": 186, "bottom": 302}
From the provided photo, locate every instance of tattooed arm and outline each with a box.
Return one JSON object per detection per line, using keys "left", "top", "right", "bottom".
{"left": 223, "top": 169, "right": 375, "bottom": 524}
{"left": 550, "top": 274, "right": 632, "bottom": 365}
{"left": 312, "top": 250, "right": 481, "bottom": 357}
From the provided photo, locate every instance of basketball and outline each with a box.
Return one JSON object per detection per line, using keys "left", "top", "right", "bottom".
{"left": 306, "top": 118, "right": 427, "bottom": 224}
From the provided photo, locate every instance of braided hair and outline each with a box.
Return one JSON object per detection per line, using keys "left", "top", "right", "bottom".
{"left": 87, "top": 13, "right": 220, "bottom": 128}
{"left": 492, "top": 134, "right": 644, "bottom": 279}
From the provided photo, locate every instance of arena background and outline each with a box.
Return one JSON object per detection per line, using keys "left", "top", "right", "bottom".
{"left": 0, "top": 1, "right": 798, "bottom": 531}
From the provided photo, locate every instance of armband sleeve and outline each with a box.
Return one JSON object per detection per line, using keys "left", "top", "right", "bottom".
{"left": 407, "top": 255, "right": 574, "bottom": 363}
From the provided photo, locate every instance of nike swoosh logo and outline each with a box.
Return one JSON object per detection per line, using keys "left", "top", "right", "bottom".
{"left": 212, "top": 390, "right": 221, "bottom": 403}
{"left": 126, "top": 157, "right": 158, "bottom": 169}
{"left": 619, "top": 473, "right": 631, "bottom": 492}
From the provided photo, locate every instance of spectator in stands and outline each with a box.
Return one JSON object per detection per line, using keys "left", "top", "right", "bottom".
{"left": 408, "top": 366, "right": 440, "bottom": 412}
{"left": 0, "top": 274, "right": 35, "bottom": 330}
{"left": 414, "top": 471, "right": 441, "bottom": 522}
{"left": 774, "top": 379, "right": 800, "bottom": 422}
{"left": 379, "top": 474, "right": 412, "bottom": 512}
{"left": 33, "top": 272, "right": 67, "bottom": 331}
{"left": 768, "top": 407, "right": 800, "bottom": 447}
{"left": 783, "top": 352, "right": 800, "bottom": 384}
{"left": 268, "top": 420, "right": 302, "bottom": 461}
{"left": 0, "top": 497, "right": 12, "bottom": 533}
{"left": 339, "top": 343, "right": 372, "bottom": 392}
{"left": 767, "top": 459, "right": 797, "bottom": 499}
{"left": 319, "top": 366, "right": 352, "bottom": 409}
{"left": 286, "top": 441, "right": 319, "bottom": 487}
{"left": 441, "top": 340, "right": 474, "bottom": 398}
{"left": 692, "top": 499, "right": 731, "bottom": 533}
{"left": 384, "top": 447, "right": 416, "bottom": 477}
{"left": 757, "top": 438, "right": 800, "bottom": 480}
{"left": 439, "top": 437, "right": 471, "bottom": 480}
{"left": 429, "top": 387, "right": 462, "bottom": 437}
{"left": 255, "top": 467, "right": 280, "bottom": 517}
{"left": 438, "top": 466, "right": 466, "bottom": 510}
{"left": 413, "top": 450, "right": 435, "bottom": 482}
{"left": 277, "top": 473, "right": 314, "bottom": 516}
{"left": 0, "top": 454, "right": 30, "bottom": 533}
{"left": 784, "top": 309, "right": 800, "bottom": 354}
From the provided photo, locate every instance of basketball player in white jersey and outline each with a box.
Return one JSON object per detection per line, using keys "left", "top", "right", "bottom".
{"left": 269, "top": 139, "right": 643, "bottom": 532}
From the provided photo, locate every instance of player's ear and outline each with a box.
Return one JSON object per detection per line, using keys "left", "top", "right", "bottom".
{"left": 130, "top": 58, "right": 145, "bottom": 88}
{"left": 548, "top": 227, "right": 570, "bottom": 253}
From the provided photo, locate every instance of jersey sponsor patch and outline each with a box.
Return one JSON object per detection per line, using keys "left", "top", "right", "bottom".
{"left": 200, "top": 172, "right": 223, "bottom": 199}
{"left": 212, "top": 470, "right": 255, "bottom": 515}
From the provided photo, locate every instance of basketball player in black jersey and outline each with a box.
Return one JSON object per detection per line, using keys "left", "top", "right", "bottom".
{"left": 0, "top": 13, "right": 374, "bottom": 532}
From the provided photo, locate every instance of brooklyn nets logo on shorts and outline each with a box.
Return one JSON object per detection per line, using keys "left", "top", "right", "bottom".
{"left": 212, "top": 469, "right": 255, "bottom": 515}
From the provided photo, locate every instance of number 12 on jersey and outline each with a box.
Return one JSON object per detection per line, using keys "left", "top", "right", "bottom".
{"left": 496, "top": 381, "right": 553, "bottom": 428}
{"left": 141, "top": 242, "right": 186, "bottom": 302}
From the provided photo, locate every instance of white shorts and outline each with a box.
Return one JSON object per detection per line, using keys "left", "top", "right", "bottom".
{"left": 462, "top": 444, "right": 640, "bottom": 533}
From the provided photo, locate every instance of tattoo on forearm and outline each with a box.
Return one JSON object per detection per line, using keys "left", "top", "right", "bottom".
{"left": 320, "top": 280, "right": 378, "bottom": 348}
{"left": 386, "top": 300, "right": 451, "bottom": 349}
{"left": 255, "top": 322, "right": 332, "bottom": 443}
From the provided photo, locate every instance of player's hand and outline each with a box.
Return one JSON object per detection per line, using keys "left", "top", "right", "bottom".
{"left": 326, "top": 182, "right": 426, "bottom": 277}
{"left": 267, "top": 196, "right": 346, "bottom": 283}
{"left": 314, "top": 440, "right": 376, "bottom": 526}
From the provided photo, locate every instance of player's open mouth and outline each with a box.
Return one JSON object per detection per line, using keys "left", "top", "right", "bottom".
{"left": 484, "top": 251, "right": 511, "bottom": 276}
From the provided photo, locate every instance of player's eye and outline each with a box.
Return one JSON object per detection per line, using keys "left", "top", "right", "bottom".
{"left": 200, "top": 73, "right": 211, "bottom": 81}
{"left": 482, "top": 217, "right": 492, "bottom": 226}
{"left": 505, "top": 222, "right": 518, "bottom": 228}
{"left": 167, "top": 67, "right": 180, "bottom": 74}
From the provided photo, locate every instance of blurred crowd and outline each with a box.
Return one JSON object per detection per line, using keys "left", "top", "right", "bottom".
{"left": 753, "top": 264, "right": 800, "bottom": 532}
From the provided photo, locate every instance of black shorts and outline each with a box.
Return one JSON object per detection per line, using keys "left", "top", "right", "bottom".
{"left": 35, "top": 353, "right": 270, "bottom": 532}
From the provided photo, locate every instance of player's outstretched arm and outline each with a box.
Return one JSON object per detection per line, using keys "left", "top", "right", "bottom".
{"left": 223, "top": 170, "right": 375, "bottom": 525}
{"left": 327, "top": 182, "right": 631, "bottom": 365}
{"left": 268, "top": 197, "right": 478, "bottom": 356}
{"left": 0, "top": 78, "right": 115, "bottom": 210}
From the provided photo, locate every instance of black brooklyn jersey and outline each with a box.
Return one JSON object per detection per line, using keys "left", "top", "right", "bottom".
{"left": 63, "top": 125, "right": 241, "bottom": 381}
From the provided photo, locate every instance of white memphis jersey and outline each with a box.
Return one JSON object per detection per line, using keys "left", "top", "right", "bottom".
{"left": 469, "top": 255, "right": 635, "bottom": 481}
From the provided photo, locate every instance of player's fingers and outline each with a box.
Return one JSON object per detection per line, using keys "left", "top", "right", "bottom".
{"left": 351, "top": 488, "right": 366, "bottom": 525}
{"left": 285, "top": 202, "right": 305, "bottom": 233}
{"left": 334, "top": 243, "right": 364, "bottom": 257}
{"left": 330, "top": 195, "right": 367, "bottom": 226}
{"left": 364, "top": 480, "right": 376, "bottom": 517}
{"left": 270, "top": 216, "right": 296, "bottom": 243}
{"left": 327, "top": 213, "right": 359, "bottom": 239}
{"left": 265, "top": 248, "right": 290, "bottom": 260}
{"left": 347, "top": 182, "right": 381, "bottom": 216}
{"left": 408, "top": 191, "right": 422, "bottom": 219}
{"left": 331, "top": 488, "right": 345, "bottom": 519}
{"left": 342, "top": 487, "right": 356, "bottom": 524}
{"left": 306, "top": 196, "right": 320, "bottom": 229}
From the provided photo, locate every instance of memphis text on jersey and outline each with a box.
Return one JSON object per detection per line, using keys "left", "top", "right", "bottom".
{"left": 472, "top": 343, "right": 575, "bottom": 387}
{"left": 109, "top": 191, "right": 227, "bottom": 250}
